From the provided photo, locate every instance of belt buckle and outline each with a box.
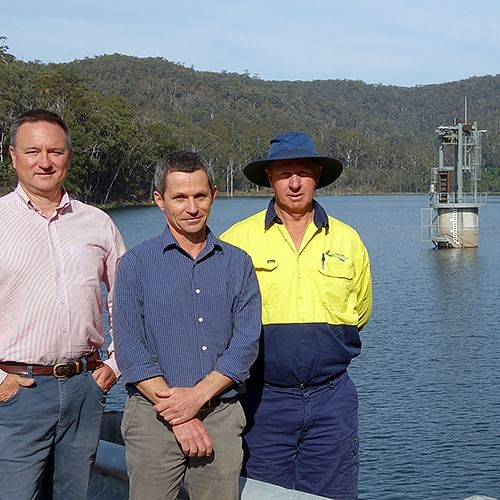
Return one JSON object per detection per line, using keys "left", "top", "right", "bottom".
{"left": 53, "top": 360, "right": 81, "bottom": 378}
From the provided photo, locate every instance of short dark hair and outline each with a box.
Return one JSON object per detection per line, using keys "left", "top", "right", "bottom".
{"left": 153, "top": 150, "right": 214, "bottom": 194}
{"left": 9, "top": 108, "right": 72, "bottom": 149}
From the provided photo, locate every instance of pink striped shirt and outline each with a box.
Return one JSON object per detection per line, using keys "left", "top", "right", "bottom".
{"left": 0, "top": 185, "right": 126, "bottom": 383}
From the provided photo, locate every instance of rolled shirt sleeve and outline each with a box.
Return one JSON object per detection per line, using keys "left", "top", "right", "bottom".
{"left": 113, "top": 251, "right": 164, "bottom": 385}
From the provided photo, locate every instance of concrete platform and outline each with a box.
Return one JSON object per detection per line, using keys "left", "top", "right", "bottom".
{"left": 88, "top": 440, "right": 329, "bottom": 499}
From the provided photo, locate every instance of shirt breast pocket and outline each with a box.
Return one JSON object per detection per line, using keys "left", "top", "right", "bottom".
{"left": 254, "top": 259, "right": 280, "bottom": 309}
{"left": 318, "top": 261, "right": 354, "bottom": 312}
{"left": 68, "top": 245, "right": 105, "bottom": 287}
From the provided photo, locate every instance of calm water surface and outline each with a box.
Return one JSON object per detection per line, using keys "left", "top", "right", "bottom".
{"left": 106, "top": 195, "right": 500, "bottom": 500}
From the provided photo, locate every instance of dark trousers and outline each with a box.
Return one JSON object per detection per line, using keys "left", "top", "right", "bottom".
{"left": 241, "top": 371, "right": 359, "bottom": 500}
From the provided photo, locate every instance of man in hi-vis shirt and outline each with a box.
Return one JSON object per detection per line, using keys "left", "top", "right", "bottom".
{"left": 221, "top": 131, "right": 372, "bottom": 500}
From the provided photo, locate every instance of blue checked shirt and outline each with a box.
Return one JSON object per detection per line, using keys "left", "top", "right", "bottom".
{"left": 114, "top": 226, "right": 262, "bottom": 397}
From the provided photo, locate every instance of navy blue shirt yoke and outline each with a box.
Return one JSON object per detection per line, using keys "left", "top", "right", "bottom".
{"left": 114, "top": 226, "right": 262, "bottom": 398}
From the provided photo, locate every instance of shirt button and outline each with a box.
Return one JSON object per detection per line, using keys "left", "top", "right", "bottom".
{"left": 198, "top": 317, "right": 204, "bottom": 322}
{"left": 195, "top": 289, "right": 201, "bottom": 294}
{"left": 202, "top": 345, "right": 208, "bottom": 351}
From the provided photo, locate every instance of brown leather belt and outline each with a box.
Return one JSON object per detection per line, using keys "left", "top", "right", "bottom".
{"left": 0, "top": 352, "right": 103, "bottom": 378}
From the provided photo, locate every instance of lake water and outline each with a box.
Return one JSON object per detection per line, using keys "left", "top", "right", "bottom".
{"left": 106, "top": 195, "right": 500, "bottom": 500}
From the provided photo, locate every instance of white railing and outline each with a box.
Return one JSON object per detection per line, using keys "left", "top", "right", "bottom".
{"left": 429, "top": 191, "right": 488, "bottom": 206}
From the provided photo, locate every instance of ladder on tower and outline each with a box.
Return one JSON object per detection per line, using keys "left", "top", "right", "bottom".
{"left": 451, "top": 208, "right": 458, "bottom": 245}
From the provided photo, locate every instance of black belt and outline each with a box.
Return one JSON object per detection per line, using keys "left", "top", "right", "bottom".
{"left": 267, "top": 370, "right": 347, "bottom": 389}
{"left": 127, "top": 389, "right": 238, "bottom": 411}
{"left": 200, "top": 396, "right": 238, "bottom": 411}
{"left": 0, "top": 352, "right": 103, "bottom": 378}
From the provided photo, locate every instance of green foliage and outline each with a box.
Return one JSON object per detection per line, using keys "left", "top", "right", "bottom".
{"left": 1, "top": 45, "right": 499, "bottom": 203}
{"left": 478, "top": 167, "right": 500, "bottom": 193}
{"left": 0, "top": 51, "right": 181, "bottom": 203}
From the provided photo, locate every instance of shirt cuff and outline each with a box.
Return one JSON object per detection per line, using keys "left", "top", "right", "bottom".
{"left": 103, "top": 354, "right": 120, "bottom": 378}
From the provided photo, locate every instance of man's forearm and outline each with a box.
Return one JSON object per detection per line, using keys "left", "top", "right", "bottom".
{"left": 135, "top": 376, "right": 170, "bottom": 404}
{"left": 195, "top": 370, "right": 234, "bottom": 401}
{"left": 154, "top": 371, "right": 235, "bottom": 425}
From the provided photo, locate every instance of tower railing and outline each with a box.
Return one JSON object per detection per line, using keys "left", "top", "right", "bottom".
{"left": 429, "top": 190, "right": 487, "bottom": 206}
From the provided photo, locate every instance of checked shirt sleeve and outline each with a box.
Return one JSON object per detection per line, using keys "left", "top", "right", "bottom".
{"left": 214, "top": 253, "right": 262, "bottom": 385}
{"left": 113, "top": 251, "right": 164, "bottom": 385}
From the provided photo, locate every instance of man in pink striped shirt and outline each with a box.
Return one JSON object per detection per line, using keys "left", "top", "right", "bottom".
{"left": 0, "top": 109, "right": 126, "bottom": 500}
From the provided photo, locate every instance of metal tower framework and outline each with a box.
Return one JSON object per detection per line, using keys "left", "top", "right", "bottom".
{"left": 422, "top": 108, "right": 487, "bottom": 248}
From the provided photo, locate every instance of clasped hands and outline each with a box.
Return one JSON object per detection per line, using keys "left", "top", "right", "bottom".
{"left": 154, "top": 386, "right": 213, "bottom": 458}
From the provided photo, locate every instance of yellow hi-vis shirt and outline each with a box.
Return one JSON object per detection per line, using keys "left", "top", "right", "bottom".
{"left": 220, "top": 199, "right": 372, "bottom": 387}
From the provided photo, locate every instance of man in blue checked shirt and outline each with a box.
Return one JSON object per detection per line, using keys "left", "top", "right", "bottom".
{"left": 114, "top": 151, "right": 261, "bottom": 500}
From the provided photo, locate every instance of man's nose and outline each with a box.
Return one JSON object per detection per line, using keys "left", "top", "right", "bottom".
{"left": 186, "top": 198, "right": 198, "bottom": 213}
{"left": 39, "top": 151, "right": 52, "bottom": 169}
{"left": 289, "top": 174, "right": 301, "bottom": 188}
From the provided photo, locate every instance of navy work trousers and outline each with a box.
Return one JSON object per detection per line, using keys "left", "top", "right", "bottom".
{"left": 0, "top": 371, "right": 106, "bottom": 500}
{"left": 241, "top": 371, "right": 359, "bottom": 500}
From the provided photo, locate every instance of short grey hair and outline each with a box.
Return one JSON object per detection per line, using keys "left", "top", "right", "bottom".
{"left": 153, "top": 150, "right": 214, "bottom": 194}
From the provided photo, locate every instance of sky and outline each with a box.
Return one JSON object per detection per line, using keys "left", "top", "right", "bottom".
{"left": 3, "top": 0, "right": 500, "bottom": 87}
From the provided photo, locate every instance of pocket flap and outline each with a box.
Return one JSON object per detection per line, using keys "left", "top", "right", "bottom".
{"left": 319, "top": 261, "right": 354, "bottom": 279}
{"left": 254, "top": 259, "right": 279, "bottom": 271}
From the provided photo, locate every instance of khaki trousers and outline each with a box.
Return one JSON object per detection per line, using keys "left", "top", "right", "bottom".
{"left": 122, "top": 394, "right": 245, "bottom": 500}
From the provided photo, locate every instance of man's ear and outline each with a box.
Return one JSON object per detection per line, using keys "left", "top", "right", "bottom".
{"left": 265, "top": 168, "right": 272, "bottom": 185}
{"left": 315, "top": 166, "right": 323, "bottom": 186}
{"left": 8, "top": 145, "right": 17, "bottom": 169}
{"left": 153, "top": 191, "right": 165, "bottom": 211}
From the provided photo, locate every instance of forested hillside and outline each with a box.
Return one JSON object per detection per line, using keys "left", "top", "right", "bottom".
{"left": 1, "top": 39, "right": 499, "bottom": 204}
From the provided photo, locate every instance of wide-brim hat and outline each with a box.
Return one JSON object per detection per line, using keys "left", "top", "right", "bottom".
{"left": 243, "top": 131, "right": 343, "bottom": 188}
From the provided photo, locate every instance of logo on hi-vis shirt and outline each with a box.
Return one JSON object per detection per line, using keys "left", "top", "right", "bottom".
{"left": 325, "top": 251, "right": 349, "bottom": 262}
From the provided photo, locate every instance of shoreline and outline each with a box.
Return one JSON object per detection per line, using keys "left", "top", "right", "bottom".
{"left": 99, "top": 190, "right": 500, "bottom": 210}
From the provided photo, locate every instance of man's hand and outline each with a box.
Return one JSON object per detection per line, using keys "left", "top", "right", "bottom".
{"left": 92, "top": 364, "right": 117, "bottom": 392}
{"left": 154, "top": 371, "right": 234, "bottom": 425}
{"left": 154, "top": 386, "right": 205, "bottom": 425}
{"left": 0, "top": 374, "right": 35, "bottom": 402}
{"left": 172, "top": 418, "right": 213, "bottom": 457}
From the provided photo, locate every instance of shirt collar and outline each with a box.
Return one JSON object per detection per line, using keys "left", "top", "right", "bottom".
{"left": 264, "top": 197, "right": 329, "bottom": 231}
{"left": 14, "top": 184, "right": 71, "bottom": 215}
{"left": 161, "top": 225, "right": 223, "bottom": 256}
